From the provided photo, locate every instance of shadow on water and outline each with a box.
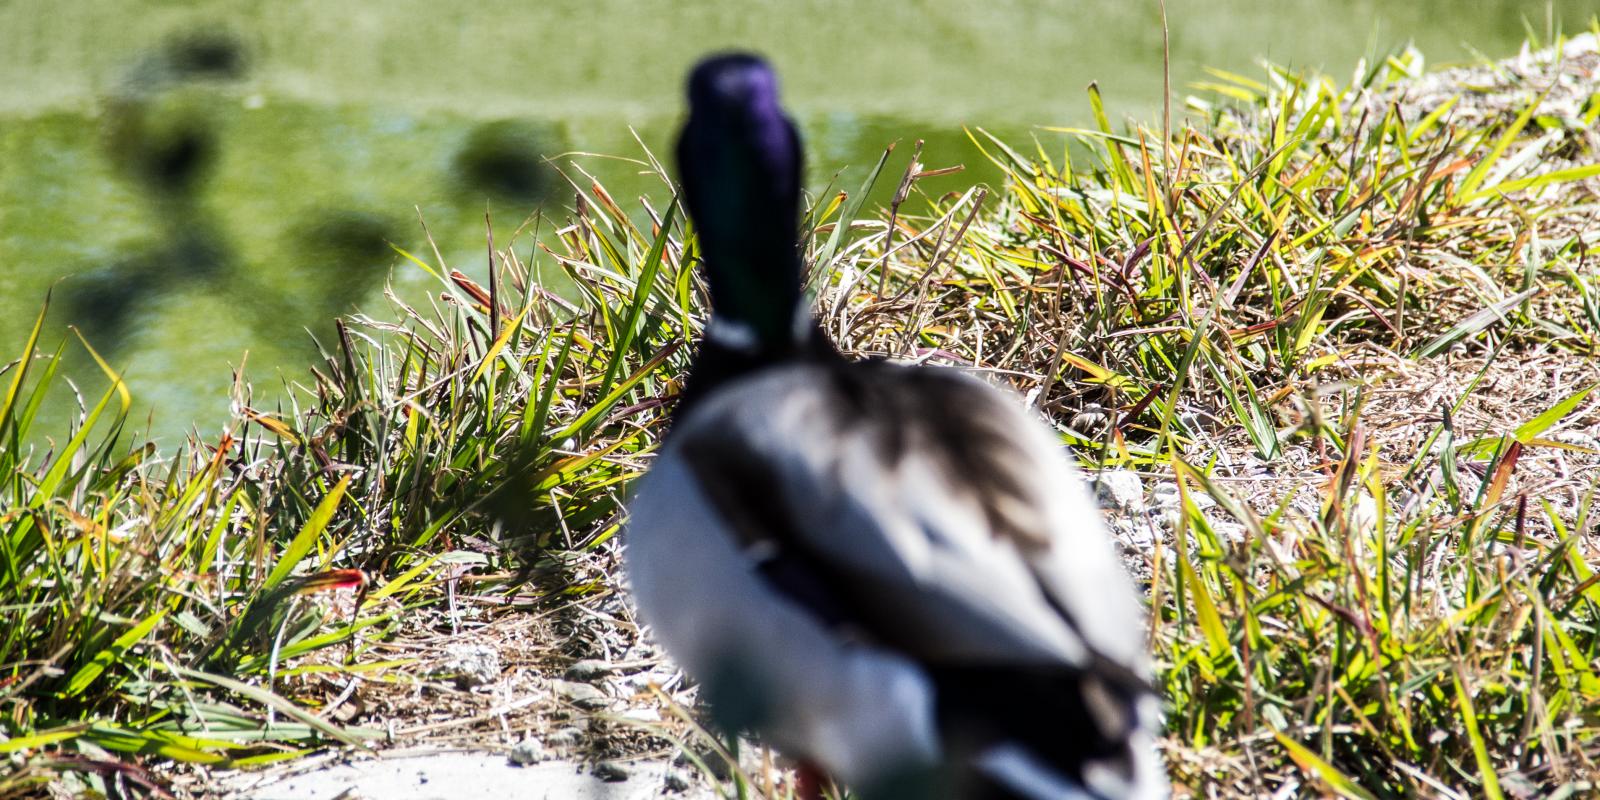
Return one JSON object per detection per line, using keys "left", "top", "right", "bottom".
{"left": 62, "top": 231, "right": 230, "bottom": 347}
{"left": 64, "top": 32, "right": 242, "bottom": 350}
{"left": 165, "top": 31, "right": 248, "bottom": 80}
{"left": 452, "top": 120, "right": 559, "bottom": 207}
{"left": 286, "top": 209, "right": 406, "bottom": 321}
{"left": 55, "top": 29, "right": 560, "bottom": 422}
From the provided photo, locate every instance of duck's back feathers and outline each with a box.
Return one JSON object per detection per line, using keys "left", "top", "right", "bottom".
{"left": 672, "top": 361, "right": 1147, "bottom": 669}
{"left": 628, "top": 360, "right": 1164, "bottom": 798}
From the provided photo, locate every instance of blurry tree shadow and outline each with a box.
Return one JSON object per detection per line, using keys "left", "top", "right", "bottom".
{"left": 452, "top": 120, "right": 558, "bottom": 208}
{"left": 164, "top": 31, "right": 247, "bottom": 81}
{"left": 65, "top": 31, "right": 394, "bottom": 355}
{"left": 64, "top": 32, "right": 244, "bottom": 349}
{"left": 63, "top": 30, "right": 563, "bottom": 377}
{"left": 275, "top": 209, "right": 404, "bottom": 327}
{"left": 63, "top": 229, "right": 231, "bottom": 346}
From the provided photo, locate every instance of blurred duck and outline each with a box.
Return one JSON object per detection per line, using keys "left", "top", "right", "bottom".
{"left": 626, "top": 53, "right": 1167, "bottom": 800}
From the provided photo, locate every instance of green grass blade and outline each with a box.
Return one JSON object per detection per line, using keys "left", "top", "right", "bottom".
{"left": 809, "top": 144, "right": 893, "bottom": 290}
{"left": 1412, "top": 287, "right": 1540, "bottom": 358}
{"left": 61, "top": 610, "right": 166, "bottom": 698}
{"left": 0, "top": 301, "right": 49, "bottom": 449}
{"left": 1459, "top": 91, "right": 1546, "bottom": 197}
{"left": 1452, "top": 671, "right": 1505, "bottom": 800}
{"left": 263, "top": 475, "right": 352, "bottom": 591}
{"left": 1514, "top": 382, "right": 1597, "bottom": 443}
{"left": 600, "top": 200, "right": 678, "bottom": 395}
{"left": 173, "top": 667, "right": 373, "bottom": 748}
{"left": 1274, "top": 733, "right": 1379, "bottom": 800}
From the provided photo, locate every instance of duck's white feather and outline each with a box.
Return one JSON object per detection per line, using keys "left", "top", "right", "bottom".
{"left": 626, "top": 452, "right": 940, "bottom": 785}
{"left": 976, "top": 743, "right": 1102, "bottom": 800}
{"left": 626, "top": 360, "right": 1163, "bottom": 796}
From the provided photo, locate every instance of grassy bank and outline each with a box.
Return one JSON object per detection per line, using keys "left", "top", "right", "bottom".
{"left": 4, "top": 29, "right": 1600, "bottom": 799}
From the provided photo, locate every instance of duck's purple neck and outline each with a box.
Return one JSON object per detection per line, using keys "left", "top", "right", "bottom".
{"left": 671, "top": 54, "right": 838, "bottom": 422}
{"left": 678, "top": 53, "right": 810, "bottom": 354}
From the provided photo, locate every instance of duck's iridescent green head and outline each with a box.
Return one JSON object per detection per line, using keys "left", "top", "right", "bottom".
{"left": 678, "top": 54, "right": 806, "bottom": 352}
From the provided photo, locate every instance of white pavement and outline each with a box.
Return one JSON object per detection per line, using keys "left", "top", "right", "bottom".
{"left": 222, "top": 751, "right": 709, "bottom": 800}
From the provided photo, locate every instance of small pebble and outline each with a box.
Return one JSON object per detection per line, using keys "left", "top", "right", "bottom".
{"left": 1350, "top": 494, "right": 1378, "bottom": 537}
{"left": 592, "top": 761, "right": 630, "bottom": 782}
{"left": 674, "top": 747, "right": 731, "bottom": 780}
{"left": 1071, "top": 402, "right": 1108, "bottom": 431}
{"left": 545, "top": 726, "right": 584, "bottom": 749}
{"left": 552, "top": 679, "right": 611, "bottom": 710}
{"left": 620, "top": 707, "right": 661, "bottom": 723}
{"left": 564, "top": 659, "right": 613, "bottom": 681}
{"left": 436, "top": 644, "right": 502, "bottom": 689}
{"left": 1212, "top": 521, "right": 1247, "bottom": 545}
{"left": 1151, "top": 481, "right": 1216, "bottom": 512}
{"left": 664, "top": 768, "right": 692, "bottom": 792}
{"left": 618, "top": 668, "right": 676, "bottom": 694}
{"left": 1094, "top": 469, "right": 1146, "bottom": 515}
{"left": 507, "top": 737, "right": 547, "bottom": 766}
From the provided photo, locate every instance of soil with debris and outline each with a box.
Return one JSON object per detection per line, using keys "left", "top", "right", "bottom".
{"left": 156, "top": 548, "right": 729, "bottom": 799}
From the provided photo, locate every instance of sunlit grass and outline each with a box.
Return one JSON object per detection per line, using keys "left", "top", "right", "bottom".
{"left": 4, "top": 27, "right": 1600, "bottom": 798}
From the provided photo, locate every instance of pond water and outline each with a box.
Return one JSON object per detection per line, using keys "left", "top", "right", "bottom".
{"left": 1, "top": 0, "right": 1592, "bottom": 442}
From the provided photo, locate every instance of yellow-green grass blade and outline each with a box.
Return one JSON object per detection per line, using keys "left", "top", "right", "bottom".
{"left": 174, "top": 667, "right": 374, "bottom": 748}
{"left": 1274, "top": 732, "right": 1379, "bottom": 800}
{"left": 263, "top": 475, "right": 352, "bottom": 591}
{"left": 1452, "top": 670, "right": 1505, "bottom": 800}
{"left": 60, "top": 610, "right": 165, "bottom": 699}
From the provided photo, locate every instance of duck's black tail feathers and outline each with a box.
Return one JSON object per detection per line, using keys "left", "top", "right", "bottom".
{"left": 926, "top": 661, "right": 1162, "bottom": 800}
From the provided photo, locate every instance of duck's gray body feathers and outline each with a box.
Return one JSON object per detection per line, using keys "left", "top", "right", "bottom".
{"left": 626, "top": 360, "right": 1165, "bottom": 798}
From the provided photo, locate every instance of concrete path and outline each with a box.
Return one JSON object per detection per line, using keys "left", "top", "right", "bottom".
{"left": 225, "top": 751, "right": 709, "bottom": 800}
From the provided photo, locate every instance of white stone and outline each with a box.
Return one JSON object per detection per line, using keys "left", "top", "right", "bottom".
{"left": 1094, "top": 469, "right": 1146, "bottom": 515}
{"left": 436, "top": 644, "right": 502, "bottom": 689}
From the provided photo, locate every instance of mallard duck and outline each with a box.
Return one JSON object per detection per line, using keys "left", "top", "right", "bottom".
{"left": 626, "top": 53, "right": 1166, "bottom": 800}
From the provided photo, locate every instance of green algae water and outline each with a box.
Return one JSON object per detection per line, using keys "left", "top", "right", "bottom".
{"left": 1, "top": 0, "right": 1592, "bottom": 442}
